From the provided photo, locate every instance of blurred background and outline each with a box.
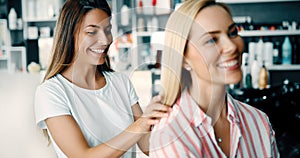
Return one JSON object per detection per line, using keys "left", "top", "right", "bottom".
{"left": 0, "top": 0, "right": 300, "bottom": 157}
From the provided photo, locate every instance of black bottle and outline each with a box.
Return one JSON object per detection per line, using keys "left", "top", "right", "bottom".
{"left": 291, "top": 36, "right": 299, "bottom": 64}
{"left": 273, "top": 41, "right": 282, "bottom": 65}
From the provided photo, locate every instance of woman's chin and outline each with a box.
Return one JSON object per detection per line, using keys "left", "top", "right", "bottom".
{"left": 96, "top": 61, "right": 106, "bottom": 66}
{"left": 227, "top": 76, "right": 242, "bottom": 85}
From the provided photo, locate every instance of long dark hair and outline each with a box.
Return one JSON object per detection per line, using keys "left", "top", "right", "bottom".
{"left": 44, "top": 0, "right": 113, "bottom": 81}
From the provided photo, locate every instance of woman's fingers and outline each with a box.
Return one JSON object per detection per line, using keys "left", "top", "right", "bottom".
{"left": 143, "top": 110, "right": 169, "bottom": 119}
{"left": 139, "top": 95, "right": 172, "bottom": 130}
{"left": 152, "top": 102, "right": 170, "bottom": 112}
{"left": 150, "top": 95, "right": 162, "bottom": 104}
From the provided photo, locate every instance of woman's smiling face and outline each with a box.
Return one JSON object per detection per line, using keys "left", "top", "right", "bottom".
{"left": 185, "top": 5, "right": 244, "bottom": 85}
{"left": 74, "top": 8, "right": 112, "bottom": 66}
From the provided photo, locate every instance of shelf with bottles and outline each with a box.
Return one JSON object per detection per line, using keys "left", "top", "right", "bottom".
{"left": 135, "top": 31, "right": 153, "bottom": 37}
{"left": 238, "top": 19, "right": 300, "bottom": 70}
{"left": 0, "top": 46, "right": 8, "bottom": 60}
{"left": 243, "top": 36, "right": 300, "bottom": 75}
{"left": 21, "top": 0, "right": 65, "bottom": 40}
{"left": 135, "top": 0, "right": 172, "bottom": 15}
{"left": 239, "top": 30, "right": 300, "bottom": 37}
{"left": 23, "top": 18, "right": 58, "bottom": 23}
{"left": 267, "top": 64, "right": 300, "bottom": 71}
{"left": 21, "top": 0, "right": 63, "bottom": 22}
{"left": 241, "top": 35, "right": 300, "bottom": 91}
{"left": 217, "top": 0, "right": 299, "bottom": 3}
{"left": 134, "top": 14, "right": 168, "bottom": 33}
{"left": 133, "top": 0, "right": 171, "bottom": 33}
{"left": 0, "top": 46, "right": 27, "bottom": 73}
{"left": 117, "top": 43, "right": 133, "bottom": 49}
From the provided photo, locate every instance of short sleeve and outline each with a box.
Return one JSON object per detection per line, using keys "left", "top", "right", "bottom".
{"left": 34, "top": 84, "right": 70, "bottom": 129}
{"left": 127, "top": 77, "right": 139, "bottom": 106}
{"left": 116, "top": 72, "right": 139, "bottom": 106}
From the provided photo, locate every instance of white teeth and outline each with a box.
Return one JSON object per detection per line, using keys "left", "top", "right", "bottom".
{"left": 90, "top": 49, "right": 105, "bottom": 54}
{"left": 218, "top": 60, "right": 238, "bottom": 68}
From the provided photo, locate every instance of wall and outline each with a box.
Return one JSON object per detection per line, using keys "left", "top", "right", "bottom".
{"left": 0, "top": 72, "right": 56, "bottom": 158}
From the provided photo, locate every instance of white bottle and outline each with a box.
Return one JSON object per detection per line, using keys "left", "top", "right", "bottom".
{"left": 8, "top": 8, "right": 17, "bottom": 30}
{"left": 137, "top": 18, "right": 145, "bottom": 32}
{"left": 251, "top": 55, "right": 261, "bottom": 89}
{"left": 151, "top": 16, "right": 159, "bottom": 31}
{"left": 121, "top": 5, "right": 129, "bottom": 26}
{"left": 282, "top": 36, "right": 292, "bottom": 65}
{"left": 248, "top": 42, "right": 256, "bottom": 66}
{"left": 263, "top": 42, "right": 273, "bottom": 67}
{"left": 256, "top": 37, "right": 264, "bottom": 66}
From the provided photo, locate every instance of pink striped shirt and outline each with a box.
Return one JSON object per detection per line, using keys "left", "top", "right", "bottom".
{"left": 149, "top": 89, "right": 279, "bottom": 158}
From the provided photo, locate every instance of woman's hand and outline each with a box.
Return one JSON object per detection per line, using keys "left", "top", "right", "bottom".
{"left": 138, "top": 95, "right": 171, "bottom": 132}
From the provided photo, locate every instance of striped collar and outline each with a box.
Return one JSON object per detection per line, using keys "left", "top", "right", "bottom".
{"left": 175, "top": 89, "right": 240, "bottom": 128}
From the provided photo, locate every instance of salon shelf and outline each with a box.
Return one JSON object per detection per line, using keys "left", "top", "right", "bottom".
{"left": 239, "top": 30, "right": 300, "bottom": 37}
{"left": 267, "top": 65, "right": 300, "bottom": 71}
{"left": 217, "top": 0, "right": 299, "bottom": 3}
{"left": 117, "top": 43, "right": 133, "bottom": 49}
{"left": 23, "top": 18, "right": 58, "bottom": 23}
{"left": 135, "top": 31, "right": 154, "bottom": 37}
{"left": 0, "top": 46, "right": 27, "bottom": 73}
{"left": 0, "top": 56, "right": 8, "bottom": 60}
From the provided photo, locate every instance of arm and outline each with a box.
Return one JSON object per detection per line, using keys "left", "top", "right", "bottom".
{"left": 131, "top": 95, "right": 170, "bottom": 155}
{"left": 131, "top": 104, "right": 150, "bottom": 155}
{"left": 46, "top": 95, "right": 169, "bottom": 158}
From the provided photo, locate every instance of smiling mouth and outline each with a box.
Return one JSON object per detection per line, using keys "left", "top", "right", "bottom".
{"left": 218, "top": 59, "right": 239, "bottom": 69}
{"left": 90, "top": 48, "right": 106, "bottom": 54}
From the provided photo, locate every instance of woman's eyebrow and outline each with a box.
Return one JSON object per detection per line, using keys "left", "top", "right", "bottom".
{"left": 207, "top": 23, "right": 236, "bottom": 35}
{"left": 85, "top": 24, "right": 100, "bottom": 28}
{"left": 84, "top": 24, "right": 112, "bottom": 29}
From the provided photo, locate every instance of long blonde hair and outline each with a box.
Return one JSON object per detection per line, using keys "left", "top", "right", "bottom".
{"left": 160, "top": 0, "right": 231, "bottom": 106}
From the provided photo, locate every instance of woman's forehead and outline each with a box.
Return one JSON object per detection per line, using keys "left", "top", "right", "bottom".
{"left": 82, "top": 9, "right": 111, "bottom": 27}
{"left": 189, "top": 6, "right": 233, "bottom": 38}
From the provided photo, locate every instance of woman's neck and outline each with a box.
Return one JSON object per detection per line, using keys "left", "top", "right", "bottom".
{"left": 188, "top": 79, "right": 227, "bottom": 124}
{"left": 62, "top": 64, "right": 105, "bottom": 90}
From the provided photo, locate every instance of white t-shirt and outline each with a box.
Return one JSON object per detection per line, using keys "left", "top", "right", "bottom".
{"left": 34, "top": 72, "right": 139, "bottom": 158}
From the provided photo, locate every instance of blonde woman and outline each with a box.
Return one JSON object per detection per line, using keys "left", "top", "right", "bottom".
{"left": 149, "top": 0, "right": 279, "bottom": 157}
{"left": 34, "top": 0, "right": 170, "bottom": 158}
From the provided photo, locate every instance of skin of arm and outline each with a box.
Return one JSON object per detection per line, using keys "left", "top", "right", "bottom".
{"left": 45, "top": 95, "right": 169, "bottom": 158}
{"left": 131, "top": 103, "right": 154, "bottom": 156}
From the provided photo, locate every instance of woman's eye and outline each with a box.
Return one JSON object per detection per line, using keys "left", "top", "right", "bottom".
{"left": 206, "top": 38, "right": 216, "bottom": 44}
{"left": 87, "top": 31, "right": 97, "bottom": 35}
{"left": 229, "top": 28, "right": 238, "bottom": 38}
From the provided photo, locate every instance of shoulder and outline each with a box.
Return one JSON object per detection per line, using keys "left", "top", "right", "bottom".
{"left": 228, "top": 94, "right": 270, "bottom": 123}
{"left": 35, "top": 75, "right": 67, "bottom": 99}
{"left": 105, "top": 71, "right": 132, "bottom": 84}
{"left": 105, "top": 71, "right": 128, "bottom": 79}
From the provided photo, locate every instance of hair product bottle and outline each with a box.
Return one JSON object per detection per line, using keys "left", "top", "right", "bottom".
{"left": 282, "top": 36, "right": 292, "bottom": 65}
{"left": 258, "top": 61, "right": 269, "bottom": 89}
{"left": 251, "top": 55, "right": 260, "bottom": 89}
{"left": 8, "top": 8, "right": 17, "bottom": 30}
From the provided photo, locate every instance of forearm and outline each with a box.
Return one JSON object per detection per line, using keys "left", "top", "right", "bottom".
{"left": 137, "top": 133, "right": 150, "bottom": 155}
{"left": 86, "top": 118, "right": 147, "bottom": 158}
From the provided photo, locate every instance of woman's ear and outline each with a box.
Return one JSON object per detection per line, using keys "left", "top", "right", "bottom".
{"left": 183, "top": 60, "right": 192, "bottom": 71}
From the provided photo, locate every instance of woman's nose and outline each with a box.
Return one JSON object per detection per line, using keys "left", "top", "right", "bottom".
{"left": 220, "top": 36, "right": 239, "bottom": 54}
{"left": 97, "top": 31, "right": 111, "bottom": 46}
